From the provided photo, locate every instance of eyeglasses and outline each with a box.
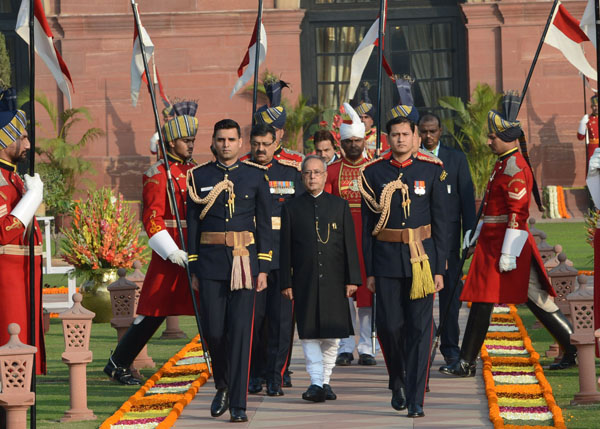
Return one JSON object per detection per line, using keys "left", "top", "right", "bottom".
{"left": 250, "top": 141, "right": 275, "bottom": 148}
{"left": 302, "top": 170, "right": 325, "bottom": 177}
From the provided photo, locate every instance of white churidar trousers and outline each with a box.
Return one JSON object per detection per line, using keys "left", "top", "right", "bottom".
{"left": 301, "top": 338, "right": 340, "bottom": 387}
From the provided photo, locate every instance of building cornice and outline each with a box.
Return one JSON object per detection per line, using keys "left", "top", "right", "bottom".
{"left": 51, "top": 9, "right": 305, "bottom": 39}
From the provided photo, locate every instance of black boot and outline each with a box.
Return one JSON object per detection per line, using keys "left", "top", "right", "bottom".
{"left": 526, "top": 300, "right": 577, "bottom": 370}
{"left": 439, "top": 303, "right": 493, "bottom": 377}
{"left": 104, "top": 316, "right": 165, "bottom": 384}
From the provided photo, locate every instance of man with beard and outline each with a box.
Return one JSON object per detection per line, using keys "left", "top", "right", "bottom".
{"left": 280, "top": 155, "right": 361, "bottom": 402}
{"left": 104, "top": 101, "right": 199, "bottom": 385}
{"left": 0, "top": 88, "right": 45, "bottom": 381}
{"left": 187, "top": 119, "right": 272, "bottom": 422}
{"left": 240, "top": 123, "right": 303, "bottom": 396}
{"left": 325, "top": 103, "right": 379, "bottom": 367}
{"left": 440, "top": 93, "right": 577, "bottom": 378}
{"left": 418, "top": 112, "right": 476, "bottom": 366}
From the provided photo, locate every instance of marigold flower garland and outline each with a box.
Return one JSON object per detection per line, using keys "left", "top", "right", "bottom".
{"left": 482, "top": 304, "right": 566, "bottom": 429}
{"left": 544, "top": 186, "right": 570, "bottom": 219}
{"left": 100, "top": 335, "right": 210, "bottom": 429}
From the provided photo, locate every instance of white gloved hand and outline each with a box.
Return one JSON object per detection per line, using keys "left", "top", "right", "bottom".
{"left": 589, "top": 148, "right": 600, "bottom": 177}
{"left": 24, "top": 173, "right": 43, "bottom": 195}
{"left": 10, "top": 173, "right": 44, "bottom": 229}
{"left": 167, "top": 249, "right": 188, "bottom": 267}
{"left": 578, "top": 114, "right": 590, "bottom": 135}
{"left": 150, "top": 132, "right": 159, "bottom": 154}
{"left": 462, "top": 229, "right": 472, "bottom": 250}
{"left": 498, "top": 253, "right": 517, "bottom": 272}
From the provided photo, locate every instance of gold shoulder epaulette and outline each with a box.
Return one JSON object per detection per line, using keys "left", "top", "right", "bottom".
{"left": 144, "top": 160, "right": 164, "bottom": 178}
{"left": 186, "top": 160, "right": 212, "bottom": 202}
{"left": 276, "top": 158, "right": 302, "bottom": 171}
{"left": 281, "top": 147, "right": 305, "bottom": 158}
{"left": 242, "top": 159, "right": 268, "bottom": 170}
{"left": 416, "top": 149, "right": 443, "bottom": 166}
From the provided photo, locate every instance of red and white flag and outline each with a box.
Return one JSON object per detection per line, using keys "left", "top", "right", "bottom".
{"left": 230, "top": 17, "right": 267, "bottom": 98}
{"left": 15, "top": 0, "right": 74, "bottom": 107}
{"left": 545, "top": 1, "right": 596, "bottom": 81}
{"left": 346, "top": 3, "right": 392, "bottom": 102}
{"left": 130, "top": 17, "right": 155, "bottom": 107}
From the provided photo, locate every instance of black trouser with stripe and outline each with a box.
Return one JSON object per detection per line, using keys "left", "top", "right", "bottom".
{"left": 249, "top": 270, "right": 293, "bottom": 385}
{"left": 376, "top": 277, "right": 434, "bottom": 408}
{"left": 198, "top": 278, "right": 256, "bottom": 410}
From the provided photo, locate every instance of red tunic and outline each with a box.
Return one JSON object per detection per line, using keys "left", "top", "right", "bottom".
{"left": 325, "top": 157, "right": 370, "bottom": 306}
{"left": 595, "top": 223, "right": 600, "bottom": 356}
{"left": 0, "top": 160, "right": 45, "bottom": 374}
{"left": 461, "top": 150, "right": 555, "bottom": 304}
{"left": 364, "top": 127, "right": 389, "bottom": 160}
{"left": 136, "top": 155, "right": 197, "bottom": 316}
{"left": 577, "top": 114, "right": 599, "bottom": 162}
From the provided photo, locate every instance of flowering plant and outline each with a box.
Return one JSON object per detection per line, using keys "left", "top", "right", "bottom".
{"left": 61, "top": 187, "right": 147, "bottom": 277}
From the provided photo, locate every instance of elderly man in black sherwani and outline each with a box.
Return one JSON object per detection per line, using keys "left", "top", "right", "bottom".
{"left": 280, "top": 155, "right": 362, "bottom": 403}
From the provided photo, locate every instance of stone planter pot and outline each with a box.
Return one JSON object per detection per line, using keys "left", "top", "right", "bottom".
{"left": 80, "top": 269, "right": 118, "bottom": 323}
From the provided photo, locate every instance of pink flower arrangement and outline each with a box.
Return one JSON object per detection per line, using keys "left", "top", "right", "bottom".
{"left": 61, "top": 187, "right": 147, "bottom": 276}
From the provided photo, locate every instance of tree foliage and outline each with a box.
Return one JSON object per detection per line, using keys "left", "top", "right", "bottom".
{"left": 0, "top": 33, "right": 12, "bottom": 88}
{"left": 439, "top": 83, "right": 502, "bottom": 199}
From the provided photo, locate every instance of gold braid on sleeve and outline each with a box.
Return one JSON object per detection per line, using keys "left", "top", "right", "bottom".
{"left": 187, "top": 172, "right": 236, "bottom": 220}
{"left": 358, "top": 169, "right": 411, "bottom": 236}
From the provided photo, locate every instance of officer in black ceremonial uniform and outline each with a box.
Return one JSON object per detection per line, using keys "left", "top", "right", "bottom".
{"left": 187, "top": 119, "right": 273, "bottom": 423}
{"left": 240, "top": 123, "right": 303, "bottom": 396}
{"left": 360, "top": 114, "right": 447, "bottom": 418}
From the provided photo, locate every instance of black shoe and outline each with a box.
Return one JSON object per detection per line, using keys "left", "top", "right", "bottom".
{"left": 335, "top": 352, "right": 353, "bottom": 366}
{"left": 210, "top": 388, "right": 229, "bottom": 417}
{"left": 391, "top": 387, "right": 407, "bottom": 411}
{"left": 248, "top": 377, "right": 263, "bottom": 394}
{"left": 282, "top": 370, "right": 292, "bottom": 388}
{"left": 104, "top": 358, "right": 142, "bottom": 385}
{"left": 267, "top": 382, "right": 284, "bottom": 396}
{"left": 407, "top": 403, "right": 425, "bottom": 418}
{"left": 302, "top": 384, "right": 326, "bottom": 402}
{"left": 323, "top": 384, "right": 337, "bottom": 400}
{"left": 229, "top": 407, "right": 247, "bottom": 423}
{"left": 439, "top": 359, "right": 476, "bottom": 377}
{"left": 358, "top": 354, "right": 377, "bottom": 365}
{"left": 443, "top": 355, "right": 459, "bottom": 366}
{"left": 549, "top": 352, "right": 577, "bottom": 370}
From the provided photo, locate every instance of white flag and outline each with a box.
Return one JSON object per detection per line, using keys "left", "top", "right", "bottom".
{"left": 580, "top": 0, "right": 596, "bottom": 47}
{"left": 131, "top": 21, "right": 155, "bottom": 107}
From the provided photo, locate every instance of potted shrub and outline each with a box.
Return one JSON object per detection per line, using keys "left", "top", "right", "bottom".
{"left": 438, "top": 83, "right": 502, "bottom": 202}
{"left": 60, "top": 187, "right": 147, "bottom": 322}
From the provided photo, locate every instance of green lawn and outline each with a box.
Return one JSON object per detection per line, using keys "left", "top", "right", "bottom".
{"left": 33, "top": 316, "right": 199, "bottom": 428}
{"left": 516, "top": 221, "right": 599, "bottom": 429}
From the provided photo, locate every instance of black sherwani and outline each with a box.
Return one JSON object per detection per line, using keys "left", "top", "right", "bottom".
{"left": 280, "top": 191, "right": 362, "bottom": 339}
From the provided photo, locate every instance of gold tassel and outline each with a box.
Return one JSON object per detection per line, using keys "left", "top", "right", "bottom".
{"left": 409, "top": 257, "right": 435, "bottom": 300}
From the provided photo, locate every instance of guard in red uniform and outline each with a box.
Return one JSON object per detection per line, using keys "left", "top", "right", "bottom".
{"left": 104, "top": 101, "right": 199, "bottom": 385}
{"left": 355, "top": 82, "right": 388, "bottom": 159}
{"left": 440, "top": 93, "right": 577, "bottom": 378}
{"left": 325, "top": 103, "right": 377, "bottom": 366}
{"left": 0, "top": 88, "right": 45, "bottom": 375}
{"left": 577, "top": 94, "right": 599, "bottom": 164}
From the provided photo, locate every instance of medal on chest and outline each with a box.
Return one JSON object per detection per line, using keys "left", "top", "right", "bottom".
{"left": 269, "top": 181, "right": 295, "bottom": 195}
{"left": 414, "top": 180, "right": 426, "bottom": 196}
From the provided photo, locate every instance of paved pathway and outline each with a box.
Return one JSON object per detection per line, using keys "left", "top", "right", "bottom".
{"left": 175, "top": 302, "right": 493, "bottom": 428}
